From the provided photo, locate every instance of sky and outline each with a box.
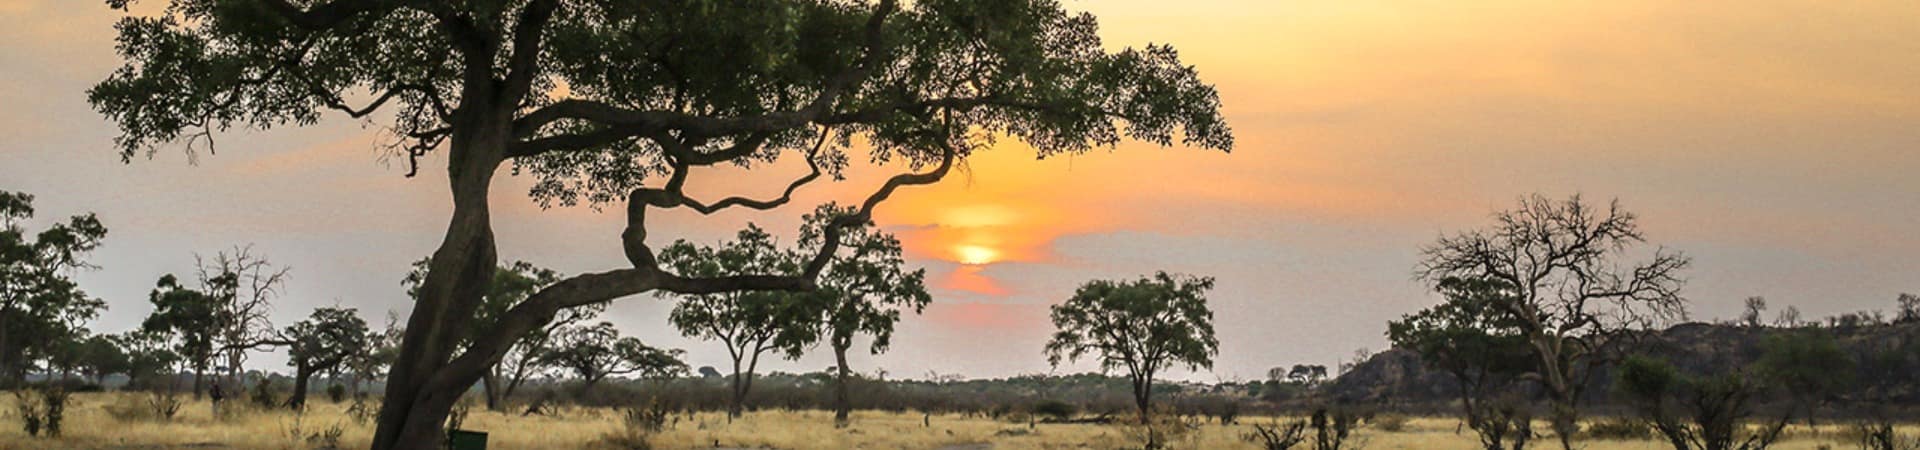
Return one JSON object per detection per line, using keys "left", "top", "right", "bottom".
{"left": 1, "top": 0, "right": 1917, "bottom": 382}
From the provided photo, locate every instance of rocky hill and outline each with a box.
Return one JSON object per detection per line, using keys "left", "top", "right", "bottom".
{"left": 1323, "top": 320, "right": 1920, "bottom": 408}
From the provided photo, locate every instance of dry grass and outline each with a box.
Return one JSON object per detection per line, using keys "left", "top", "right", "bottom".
{"left": 0, "top": 393, "right": 1909, "bottom": 449}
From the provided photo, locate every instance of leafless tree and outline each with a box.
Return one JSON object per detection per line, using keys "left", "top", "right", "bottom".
{"left": 196, "top": 246, "right": 290, "bottom": 389}
{"left": 1417, "top": 194, "right": 1690, "bottom": 450}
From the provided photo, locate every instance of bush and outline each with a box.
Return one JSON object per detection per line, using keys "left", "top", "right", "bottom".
{"left": 251, "top": 379, "right": 280, "bottom": 408}
{"left": 1243, "top": 420, "right": 1309, "bottom": 450}
{"left": 12, "top": 387, "right": 69, "bottom": 438}
{"left": 327, "top": 384, "right": 347, "bottom": 403}
{"left": 1849, "top": 417, "right": 1920, "bottom": 450}
{"left": 106, "top": 391, "right": 182, "bottom": 422}
{"left": 1032, "top": 400, "right": 1078, "bottom": 422}
{"left": 1369, "top": 413, "right": 1408, "bottom": 432}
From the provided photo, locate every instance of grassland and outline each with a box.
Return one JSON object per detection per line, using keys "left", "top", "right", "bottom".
{"left": 0, "top": 392, "right": 1908, "bottom": 449}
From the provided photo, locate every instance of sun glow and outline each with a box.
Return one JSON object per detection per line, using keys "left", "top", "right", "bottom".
{"left": 954, "top": 245, "right": 1001, "bottom": 265}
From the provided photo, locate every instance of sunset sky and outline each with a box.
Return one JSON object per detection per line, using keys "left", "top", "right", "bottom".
{"left": 2, "top": 0, "right": 1916, "bottom": 381}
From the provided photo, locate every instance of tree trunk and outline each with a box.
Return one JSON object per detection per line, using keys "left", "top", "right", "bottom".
{"left": 833, "top": 342, "right": 851, "bottom": 428}
{"left": 192, "top": 366, "right": 204, "bottom": 400}
{"left": 728, "top": 359, "right": 745, "bottom": 419}
{"left": 288, "top": 364, "right": 312, "bottom": 410}
{"left": 369, "top": 104, "right": 508, "bottom": 450}
{"left": 481, "top": 371, "right": 500, "bottom": 411}
{"left": 1133, "top": 375, "right": 1152, "bottom": 425}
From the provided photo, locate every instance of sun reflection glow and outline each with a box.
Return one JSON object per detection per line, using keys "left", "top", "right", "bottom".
{"left": 954, "top": 244, "right": 1000, "bottom": 265}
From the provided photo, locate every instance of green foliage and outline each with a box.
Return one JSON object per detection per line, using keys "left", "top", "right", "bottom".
{"left": 285, "top": 307, "right": 371, "bottom": 375}
{"left": 12, "top": 386, "right": 70, "bottom": 438}
{"left": 540, "top": 321, "right": 688, "bottom": 390}
{"left": 1754, "top": 329, "right": 1851, "bottom": 419}
{"left": 0, "top": 190, "right": 109, "bottom": 382}
{"left": 140, "top": 273, "right": 223, "bottom": 377}
{"left": 1045, "top": 272, "right": 1219, "bottom": 373}
{"left": 660, "top": 225, "right": 820, "bottom": 361}
{"left": 1031, "top": 399, "right": 1077, "bottom": 421}
{"left": 1045, "top": 271, "right": 1216, "bottom": 423}
{"left": 1614, "top": 356, "right": 1786, "bottom": 450}
{"left": 798, "top": 203, "right": 931, "bottom": 356}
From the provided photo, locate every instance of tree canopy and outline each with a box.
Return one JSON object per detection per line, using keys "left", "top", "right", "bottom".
{"left": 0, "top": 190, "right": 109, "bottom": 384}
{"left": 89, "top": 0, "right": 1232, "bottom": 446}
{"left": 282, "top": 306, "right": 371, "bottom": 409}
{"left": 1045, "top": 271, "right": 1217, "bottom": 423}
{"left": 539, "top": 321, "right": 687, "bottom": 394}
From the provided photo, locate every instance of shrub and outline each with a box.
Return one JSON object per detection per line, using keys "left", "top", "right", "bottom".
{"left": 1849, "top": 417, "right": 1920, "bottom": 450}
{"left": 106, "top": 392, "right": 182, "bottom": 422}
{"left": 1032, "top": 400, "right": 1078, "bottom": 422}
{"left": 12, "top": 387, "right": 69, "bottom": 437}
{"left": 326, "top": 384, "right": 347, "bottom": 403}
{"left": 1243, "top": 420, "right": 1309, "bottom": 450}
{"left": 1369, "top": 413, "right": 1408, "bottom": 432}
{"left": 1308, "top": 405, "right": 1362, "bottom": 450}
{"left": 251, "top": 379, "right": 280, "bottom": 408}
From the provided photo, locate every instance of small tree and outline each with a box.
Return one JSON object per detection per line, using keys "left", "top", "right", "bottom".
{"left": 1045, "top": 272, "right": 1218, "bottom": 424}
{"left": 798, "top": 204, "right": 932, "bottom": 427}
{"left": 1753, "top": 329, "right": 1851, "bottom": 426}
{"left": 1614, "top": 356, "right": 1786, "bottom": 450}
{"left": 1388, "top": 277, "right": 1536, "bottom": 450}
{"left": 1417, "top": 194, "right": 1690, "bottom": 449}
{"left": 1896, "top": 293, "right": 1919, "bottom": 325}
{"left": 1740, "top": 297, "right": 1767, "bottom": 328}
{"left": 660, "top": 225, "right": 819, "bottom": 418}
{"left": 540, "top": 322, "right": 685, "bottom": 396}
{"left": 140, "top": 274, "right": 222, "bottom": 398}
{"left": 281, "top": 307, "right": 370, "bottom": 409}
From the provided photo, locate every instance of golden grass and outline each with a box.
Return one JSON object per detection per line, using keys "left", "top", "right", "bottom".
{"left": 0, "top": 392, "right": 1908, "bottom": 449}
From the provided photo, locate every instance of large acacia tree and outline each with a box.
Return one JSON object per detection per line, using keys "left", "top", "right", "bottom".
{"left": 1045, "top": 272, "right": 1218, "bottom": 424}
{"left": 1417, "top": 194, "right": 1690, "bottom": 450}
{"left": 90, "top": 1, "right": 1230, "bottom": 447}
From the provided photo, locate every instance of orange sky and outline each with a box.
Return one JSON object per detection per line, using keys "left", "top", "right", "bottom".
{"left": 1, "top": 0, "right": 1917, "bottom": 379}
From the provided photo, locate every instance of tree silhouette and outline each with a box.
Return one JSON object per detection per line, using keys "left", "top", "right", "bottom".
{"left": 659, "top": 225, "right": 820, "bottom": 418}
{"left": 282, "top": 307, "right": 371, "bottom": 410}
{"left": 1388, "top": 277, "right": 1537, "bottom": 450}
{"left": 791, "top": 203, "right": 932, "bottom": 426}
{"left": 0, "top": 190, "right": 108, "bottom": 386}
{"left": 1045, "top": 272, "right": 1218, "bottom": 424}
{"left": 141, "top": 274, "right": 222, "bottom": 398}
{"left": 89, "top": 1, "right": 1230, "bottom": 446}
{"left": 1417, "top": 194, "right": 1691, "bottom": 450}
{"left": 539, "top": 321, "right": 686, "bottom": 396}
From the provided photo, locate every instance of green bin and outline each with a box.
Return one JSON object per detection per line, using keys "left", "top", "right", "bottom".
{"left": 448, "top": 429, "right": 488, "bottom": 450}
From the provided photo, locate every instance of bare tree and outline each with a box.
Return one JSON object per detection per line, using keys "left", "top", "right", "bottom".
{"left": 196, "top": 246, "right": 290, "bottom": 388}
{"left": 1417, "top": 194, "right": 1690, "bottom": 450}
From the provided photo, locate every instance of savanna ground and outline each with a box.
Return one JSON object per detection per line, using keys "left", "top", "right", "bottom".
{"left": 1, "top": 393, "right": 1908, "bottom": 449}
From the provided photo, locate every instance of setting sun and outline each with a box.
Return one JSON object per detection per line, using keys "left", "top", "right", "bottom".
{"left": 954, "top": 244, "right": 1001, "bottom": 265}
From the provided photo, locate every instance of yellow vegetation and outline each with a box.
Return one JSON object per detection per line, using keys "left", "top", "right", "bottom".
{"left": 0, "top": 393, "right": 1907, "bottom": 449}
